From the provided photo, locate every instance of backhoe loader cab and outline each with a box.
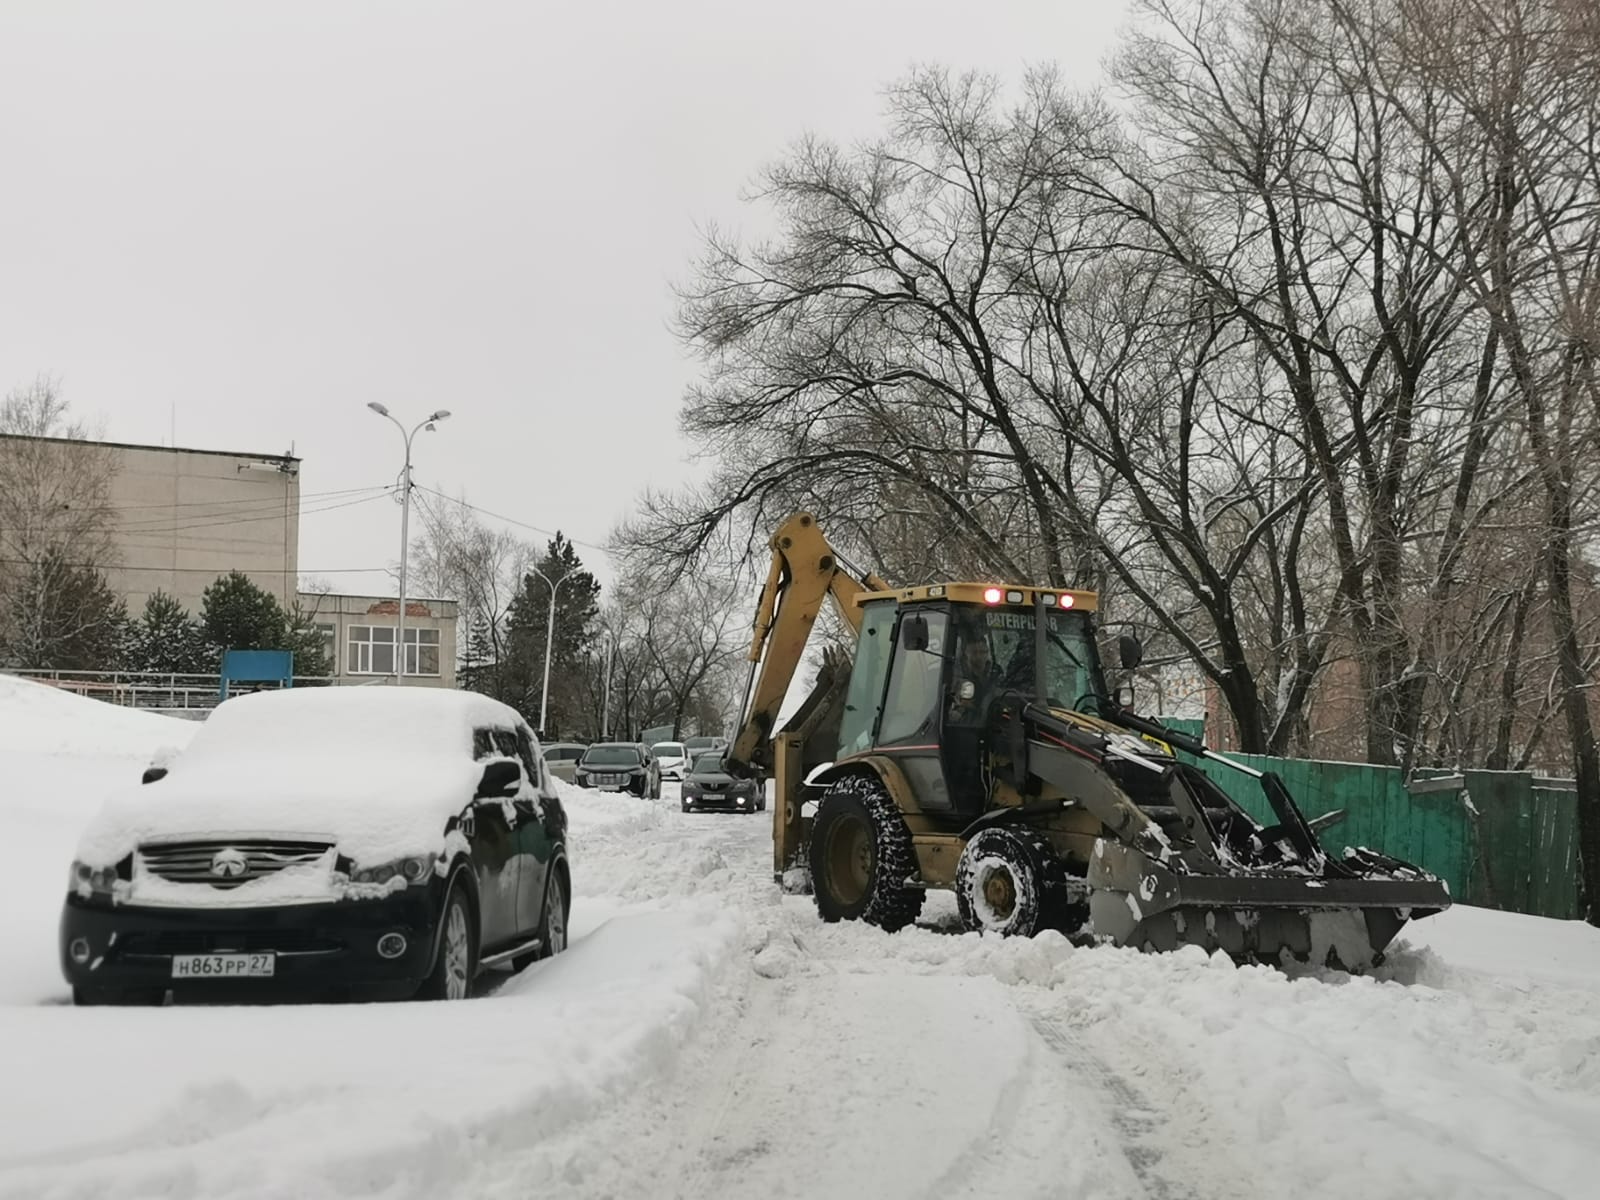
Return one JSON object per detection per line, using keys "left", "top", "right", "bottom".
{"left": 729, "top": 513, "right": 1450, "bottom": 969}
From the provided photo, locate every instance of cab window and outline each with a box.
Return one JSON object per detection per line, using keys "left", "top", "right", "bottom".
{"left": 876, "top": 610, "right": 950, "bottom": 746}
{"left": 837, "top": 600, "right": 896, "bottom": 758}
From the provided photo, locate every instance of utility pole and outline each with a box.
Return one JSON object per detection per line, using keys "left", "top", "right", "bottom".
{"left": 601, "top": 638, "right": 614, "bottom": 739}
{"left": 526, "top": 565, "right": 577, "bottom": 734}
{"left": 366, "top": 403, "right": 451, "bottom": 684}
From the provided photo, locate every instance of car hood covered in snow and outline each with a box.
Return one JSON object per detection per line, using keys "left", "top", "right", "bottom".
{"left": 74, "top": 753, "right": 485, "bottom": 867}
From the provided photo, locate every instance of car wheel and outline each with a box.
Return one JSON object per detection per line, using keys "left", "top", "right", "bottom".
{"left": 682, "top": 801, "right": 692, "bottom": 813}
{"left": 537, "top": 869, "right": 569, "bottom": 960}
{"left": 417, "top": 882, "right": 476, "bottom": 1001}
{"left": 72, "top": 985, "right": 165, "bottom": 1006}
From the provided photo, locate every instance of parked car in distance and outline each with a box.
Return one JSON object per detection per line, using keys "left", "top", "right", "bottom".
{"left": 652, "top": 741, "right": 689, "bottom": 781}
{"left": 681, "top": 750, "right": 764, "bottom": 814}
{"left": 541, "top": 742, "right": 588, "bottom": 784}
{"left": 574, "top": 742, "right": 660, "bottom": 798}
{"left": 682, "top": 735, "right": 726, "bottom": 758}
{"left": 60, "top": 688, "right": 571, "bottom": 1006}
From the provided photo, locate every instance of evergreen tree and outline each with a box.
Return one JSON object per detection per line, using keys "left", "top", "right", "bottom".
{"left": 200, "top": 571, "right": 288, "bottom": 651}
{"left": 127, "top": 590, "right": 214, "bottom": 674}
{"left": 2, "top": 548, "right": 128, "bottom": 670}
{"left": 199, "top": 573, "right": 331, "bottom": 677}
{"left": 503, "top": 534, "right": 601, "bottom": 732}
{"left": 284, "top": 602, "right": 332, "bottom": 677}
{"left": 458, "top": 611, "right": 497, "bottom": 694}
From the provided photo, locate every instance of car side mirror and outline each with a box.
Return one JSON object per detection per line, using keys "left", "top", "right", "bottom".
{"left": 474, "top": 759, "right": 521, "bottom": 801}
{"left": 901, "top": 614, "right": 929, "bottom": 652}
{"left": 141, "top": 767, "right": 168, "bottom": 785}
{"left": 1118, "top": 634, "right": 1144, "bottom": 670}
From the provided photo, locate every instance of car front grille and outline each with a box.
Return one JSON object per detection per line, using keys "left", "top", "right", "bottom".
{"left": 138, "top": 839, "right": 334, "bottom": 889}
{"left": 119, "top": 929, "right": 343, "bottom": 956}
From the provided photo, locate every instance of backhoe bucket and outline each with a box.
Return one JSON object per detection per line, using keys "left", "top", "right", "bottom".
{"left": 1025, "top": 729, "right": 1452, "bottom": 968}
{"left": 1086, "top": 838, "right": 1450, "bottom": 969}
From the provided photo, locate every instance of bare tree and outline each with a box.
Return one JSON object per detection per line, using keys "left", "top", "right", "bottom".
{"left": 0, "top": 380, "right": 123, "bottom": 668}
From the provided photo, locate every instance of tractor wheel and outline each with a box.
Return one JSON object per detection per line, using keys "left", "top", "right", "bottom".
{"left": 955, "top": 826, "right": 1083, "bottom": 938}
{"left": 809, "top": 773, "right": 923, "bottom": 932}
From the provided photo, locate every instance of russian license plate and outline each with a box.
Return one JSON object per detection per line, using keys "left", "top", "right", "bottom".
{"left": 171, "top": 953, "right": 276, "bottom": 979}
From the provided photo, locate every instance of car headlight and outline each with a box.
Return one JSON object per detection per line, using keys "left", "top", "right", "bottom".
{"left": 70, "top": 861, "right": 120, "bottom": 896}
{"left": 352, "top": 854, "right": 437, "bottom": 886}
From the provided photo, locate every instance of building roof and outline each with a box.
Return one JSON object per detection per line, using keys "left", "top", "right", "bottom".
{"left": 0, "top": 431, "right": 299, "bottom": 463}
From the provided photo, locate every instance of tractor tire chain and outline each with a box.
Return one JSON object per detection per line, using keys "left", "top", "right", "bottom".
{"left": 809, "top": 772, "right": 925, "bottom": 932}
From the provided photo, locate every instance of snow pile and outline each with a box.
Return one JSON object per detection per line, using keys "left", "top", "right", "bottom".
{"left": 0, "top": 674, "right": 192, "bottom": 759}
{"left": 0, "top": 678, "right": 197, "bottom": 1006}
{"left": 0, "top": 906, "right": 741, "bottom": 1200}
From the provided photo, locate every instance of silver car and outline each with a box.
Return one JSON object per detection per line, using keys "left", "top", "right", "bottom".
{"left": 541, "top": 742, "right": 589, "bottom": 784}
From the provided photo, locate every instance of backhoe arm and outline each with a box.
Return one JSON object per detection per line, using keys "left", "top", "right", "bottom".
{"left": 726, "top": 512, "right": 885, "bottom": 777}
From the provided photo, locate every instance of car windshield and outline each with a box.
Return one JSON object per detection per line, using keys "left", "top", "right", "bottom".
{"left": 957, "top": 607, "right": 1101, "bottom": 710}
{"left": 653, "top": 743, "right": 685, "bottom": 757}
{"left": 582, "top": 746, "right": 642, "bottom": 766}
{"left": 690, "top": 753, "right": 725, "bottom": 773}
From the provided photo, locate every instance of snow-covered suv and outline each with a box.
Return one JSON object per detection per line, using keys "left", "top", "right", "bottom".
{"left": 59, "top": 687, "right": 570, "bottom": 1005}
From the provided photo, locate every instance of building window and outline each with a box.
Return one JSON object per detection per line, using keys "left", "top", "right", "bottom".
{"left": 347, "top": 625, "right": 440, "bottom": 676}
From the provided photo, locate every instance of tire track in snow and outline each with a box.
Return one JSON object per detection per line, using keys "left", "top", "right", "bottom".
{"left": 1028, "top": 1009, "right": 1251, "bottom": 1200}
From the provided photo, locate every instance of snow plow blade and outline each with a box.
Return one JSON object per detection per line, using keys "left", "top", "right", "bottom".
{"left": 1086, "top": 838, "right": 1450, "bottom": 968}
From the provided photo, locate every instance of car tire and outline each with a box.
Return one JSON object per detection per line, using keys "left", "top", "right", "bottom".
{"left": 416, "top": 882, "right": 477, "bottom": 1001}
{"left": 72, "top": 985, "right": 165, "bottom": 1006}
{"left": 682, "top": 802, "right": 692, "bottom": 813}
{"left": 536, "top": 867, "right": 569, "bottom": 960}
{"left": 809, "top": 773, "right": 924, "bottom": 932}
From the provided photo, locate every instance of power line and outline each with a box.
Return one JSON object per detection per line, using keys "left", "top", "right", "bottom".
{"left": 413, "top": 484, "right": 611, "bottom": 555}
{"left": 104, "top": 484, "right": 387, "bottom": 513}
{"left": 109, "top": 492, "right": 395, "bottom": 539}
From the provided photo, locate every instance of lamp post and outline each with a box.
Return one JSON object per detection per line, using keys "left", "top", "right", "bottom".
{"left": 526, "top": 565, "right": 576, "bottom": 735}
{"left": 366, "top": 403, "right": 451, "bottom": 685}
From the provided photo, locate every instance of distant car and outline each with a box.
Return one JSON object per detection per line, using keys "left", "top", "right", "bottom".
{"left": 59, "top": 688, "right": 570, "bottom": 1006}
{"left": 574, "top": 742, "right": 660, "bottom": 798}
{"left": 541, "top": 742, "right": 588, "bottom": 784}
{"left": 652, "top": 741, "right": 689, "bottom": 781}
{"left": 682, "top": 735, "right": 725, "bottom": 757}
{"left": 681, "top": 750, "right": 764, "bottom": 814}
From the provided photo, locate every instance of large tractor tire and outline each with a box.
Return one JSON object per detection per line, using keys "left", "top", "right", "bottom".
{"left": 955, "top": 826, "right": 1083, "bottom": 938}
{"left": 809, "top": 773, "right": 924, "bottom": 932}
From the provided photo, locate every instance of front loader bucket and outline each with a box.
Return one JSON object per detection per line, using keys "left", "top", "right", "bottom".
{"left": 1086, "top": 838, "right": 1451, "bottom": 969}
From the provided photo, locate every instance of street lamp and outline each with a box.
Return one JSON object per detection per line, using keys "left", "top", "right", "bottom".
{"left": 367, "top": 402, "right": 451, "bottom": 686}
{"left": 526, "top": 564, "right": 577, "bottom": 735}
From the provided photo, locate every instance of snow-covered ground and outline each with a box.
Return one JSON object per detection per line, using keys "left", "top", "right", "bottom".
{"left": 2, "top": 677, "right": 1599, "bottom": 1199}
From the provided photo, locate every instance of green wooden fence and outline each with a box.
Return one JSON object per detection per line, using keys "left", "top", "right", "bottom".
{"left": 1165, "top": 740, "right": 1581, "bottom": 919}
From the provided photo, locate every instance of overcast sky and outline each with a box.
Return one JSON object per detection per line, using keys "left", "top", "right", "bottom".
{"left": 0, "top": 0, "right": 1126, "bottom": 595}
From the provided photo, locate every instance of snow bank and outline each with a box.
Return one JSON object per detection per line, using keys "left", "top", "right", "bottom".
{"left": 0, "top": 678, "right": 197, "bottom": 1006}
{"left": 0, "top": 675, "right": 192, "bottom": 759}
{"left": 0, "top": 906, "right": 741, "bottom": 1200}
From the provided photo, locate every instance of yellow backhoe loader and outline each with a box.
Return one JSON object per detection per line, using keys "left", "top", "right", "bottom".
{"left": 725, "top": 513, "right": 1450, "bottom": 968}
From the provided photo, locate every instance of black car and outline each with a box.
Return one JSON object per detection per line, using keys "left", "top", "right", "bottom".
{"left": 59, "top": 688, "right": 571, "bottom": 1005}
{"left": 573, "top": 742, "right": 661, "bottom": 798}
{"left": 681, "top": 751, "right": 765, "bottom": 813}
